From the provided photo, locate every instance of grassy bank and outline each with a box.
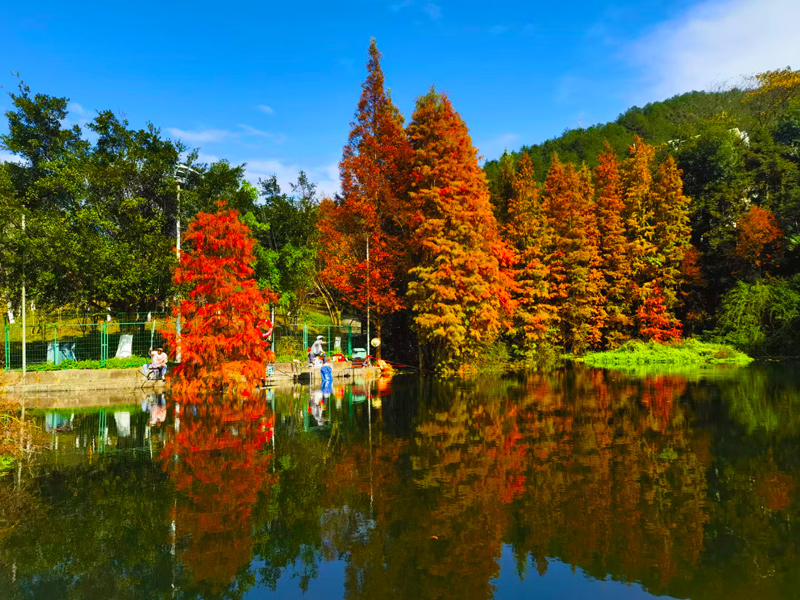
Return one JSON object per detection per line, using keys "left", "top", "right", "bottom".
{"left": 581, "top": 339, "right": 753, "bottom": 369}
{"left": 21, "top": 356, "right": 149, "bottom": 372}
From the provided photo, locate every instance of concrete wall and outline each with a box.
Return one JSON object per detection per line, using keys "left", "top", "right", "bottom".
{"left": 1, "top": 361, "right": 383, "bottom": 396}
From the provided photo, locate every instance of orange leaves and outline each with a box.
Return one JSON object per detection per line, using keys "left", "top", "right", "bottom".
{"left": 406, "top": 90, "right": 515, "bottom": 368}
{"left": 317, "top": 40, "right": 412, "bottom": 356}
{"left": 735, "top": 205, "right": 782, "bottom": 275}
{"left": 162, "top": 203, "right": 275, "bottom": 393}
{"left": 543, "top": 155, "right": 606, "bottom": 353}
{"left": 636, "top": 286, "right": 682, "bottom": 343}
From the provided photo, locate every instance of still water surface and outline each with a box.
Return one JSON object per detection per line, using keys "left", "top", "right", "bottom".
{"left": 2, "top": 364, "right": 800, "bottom": 599}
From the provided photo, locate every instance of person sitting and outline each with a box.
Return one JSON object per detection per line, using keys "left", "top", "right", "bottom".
{"left": 308, "top": 335, "right": 327, "bottom": 365}
{"left": 147, "top": 347, "right": 168, "bottom": 380}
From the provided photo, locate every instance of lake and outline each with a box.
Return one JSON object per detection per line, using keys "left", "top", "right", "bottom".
{"left": 1, "top": 363, "right": 799, "bottom": 599}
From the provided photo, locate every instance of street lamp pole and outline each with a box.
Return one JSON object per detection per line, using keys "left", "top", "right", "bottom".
{"left": 366, "top": 235, "right": 370, "bottom": 358}
{"left": 171, "top": 165, "right": 199, "bottom": 363}
{"left": 21, "top": 213, "right": 25, "bottom": 377}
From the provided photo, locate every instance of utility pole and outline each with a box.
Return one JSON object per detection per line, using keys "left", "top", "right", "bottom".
{"left": 21, "top": 213, "right": 26, "bottom": 377}
{"left": 366, "top": 235, "right": 370, "bottom": 357}
{"left": 171, "top": 165, "right": 200, "bottom": 363}
{"left": 175, "top": 179, "right": 182, "bottom": 363}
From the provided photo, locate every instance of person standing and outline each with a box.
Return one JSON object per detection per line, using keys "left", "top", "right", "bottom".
{"left": 309, "top": 335, "right": 326, "bottom": 365}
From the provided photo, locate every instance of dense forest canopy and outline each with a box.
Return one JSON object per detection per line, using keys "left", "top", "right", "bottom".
{"left": 3, "top": 53, "right": 800, "bottom": 368}
{"left": 0, "top": 79, "right": 321, "bottom": 322}
{"left": 484, "top": 69, "right": 800, "bottom": 358}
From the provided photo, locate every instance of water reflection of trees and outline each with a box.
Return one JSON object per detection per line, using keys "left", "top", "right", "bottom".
{"left": 162, "top": 393, "right": 276, "bottom": 599}
{"left": 1, "top": 368, "right": 800, "bottom": 599}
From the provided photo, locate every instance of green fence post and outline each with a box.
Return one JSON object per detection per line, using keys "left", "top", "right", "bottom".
{"left": 54, "top": 325, "right": 59, "bottom": 366}
{"left": 3, "top": 322, "right": 9, "bottom": 372}
{"left": 100, "top": 322, "right": 108, "bottom": 367}
{"left": 98, "top": 409, "right": 106, "bottom": 454}
{"left": 303, "top": 319, "right": 308, "bottom": 352}
{"left": 327, "top": 325, "right": 331, "bottom": 353}
{"left": 348, "top": 325, "right": 352, "bottom": 357}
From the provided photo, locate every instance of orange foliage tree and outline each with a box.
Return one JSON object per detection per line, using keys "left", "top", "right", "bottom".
{"left": 652, "top": 154, "right": 692, "bottom": 311}
{"left": 621, "top": 137, "right": 658, "bottom": 304}
{"left": 405, "top": 88, "right": 515, "bottom": 369}
{"left": 543, "top": 155, "right": 606, "bottom": 353}
{"left": 735, "top": 205, "right": 782, "bottom": 277}
{"left": 620, "top": 137, "right": 691, "bottom": 339}
{"left": 162, "top": 394, "right": 276, "bottom": 595}
{"left": 594, "top": 143, "right": 633, "bottom": 347}
{"left": 505, "top": 153, "right": 555, "bottom": 356}
{"left": 162, "top": 203, "right": 277, "bottom": 393}
{"left": 317, "top": 39, "right": 412, "bottom": 357}
{"left": 636, "top": 285, "right": 682, "bottom": 342}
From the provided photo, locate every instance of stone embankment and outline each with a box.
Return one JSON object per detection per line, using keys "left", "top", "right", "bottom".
{"left": 1, "top": 360, "right": 381, "bottom": 397}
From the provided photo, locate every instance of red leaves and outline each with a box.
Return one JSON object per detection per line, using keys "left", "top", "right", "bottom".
{"left": 636, "top": 286, "right": 682, "bottom": 343}
{"left": 735, "top": 205, "right": 783, "bottom": 274}
{"left": 317, "top": 40, "right": 412, "bottom": 358}
{"left": 162, "top": 203, "right": 276, "bottom": 393}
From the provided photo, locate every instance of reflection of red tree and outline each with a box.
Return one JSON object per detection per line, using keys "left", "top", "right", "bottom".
{"left": 514, "top": 369, "right": 707, "bottom": 593}
{"left": 640, "top": 375, "right": 688, "bottom": 431}
{"left": 162, "top": 394, "right": 276, "bottom": 594}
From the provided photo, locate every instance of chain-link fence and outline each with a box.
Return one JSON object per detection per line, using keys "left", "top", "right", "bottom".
{"left": 272, "top": 323, "right": 360, "bottom": 361}
{"left": 3, "top": 319, "right": 175, "bottom": 371}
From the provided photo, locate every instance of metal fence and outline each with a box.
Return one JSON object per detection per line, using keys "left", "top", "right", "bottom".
{"left": 3, "top": 320, "right": 173, "bottom": 371}
{"left": 272, "top": 323, "right": 366, "bottom": 361}
{"left": 3, "top": 318, "right": 366, "bottom": 370}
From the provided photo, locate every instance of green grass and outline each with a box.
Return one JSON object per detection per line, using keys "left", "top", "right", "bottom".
{"left": 23, "top": 356, "right": 150, "bottom": 372}
{"left": 581, "top": 339, "right": 753, "bottom": 369}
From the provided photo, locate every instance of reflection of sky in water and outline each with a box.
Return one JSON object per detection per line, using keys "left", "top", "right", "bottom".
{"left": 246, "top": 550, "right": 668, "bottom": 599}
{"left": 6, "top": 363, "right": 800, "bottom": 600}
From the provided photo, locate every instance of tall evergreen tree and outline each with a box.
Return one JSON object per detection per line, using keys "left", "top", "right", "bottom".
{"left": 505, "top": 153, "right": 555, "bottom": 357}
{"left": 405, "top": 89, "right": 515, "bottom": 369}
{"left": 543, "top": 156, "right": 605, "bottom": 353}
{"left": 317, "top": 39, "right": 412, "bottom": 357}
{"left": 594, "top": 143, "right": 633, "bottom": 347}
{"left": 651, "top": 154, "right": 692, "bottom": 312}
{"left": 163, "top": 204, "right": 276, "bottom": 393}
{"left": 621, "top": 136, "right": 658, "bottom": 305}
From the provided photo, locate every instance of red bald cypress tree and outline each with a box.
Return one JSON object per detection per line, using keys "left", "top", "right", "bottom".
{"left": 405, "top": 88, "right": 515, "bottom": 370}
{"left": 594, "top": 143, "right": 633, "bottom": 347}
{"left": 735, "top": 205, "right": 782, "bottom": 278}
{"left": 543, "top": 156, "right": 606, "bottom": 354}
{"left": 317, "top": 39, "right": 412, "bottom": 358}
{"left": 505, "top": 153, "right": 555, "bottom": 356}
{"left": 162, "top": 203, "right": 277, "bottom": 393}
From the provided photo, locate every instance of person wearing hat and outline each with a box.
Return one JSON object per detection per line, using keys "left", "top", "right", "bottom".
{"left": 309, "top": 335, "right": 327, "bottom": 365}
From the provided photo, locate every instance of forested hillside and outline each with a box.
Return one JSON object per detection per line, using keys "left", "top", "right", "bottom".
{"left": 485, "top": 71, "right": 800, "bottom": 356}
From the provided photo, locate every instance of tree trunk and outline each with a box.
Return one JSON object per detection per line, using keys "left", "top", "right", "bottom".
{"left": 375, "top": 321, "right": 382, "bottom": 360}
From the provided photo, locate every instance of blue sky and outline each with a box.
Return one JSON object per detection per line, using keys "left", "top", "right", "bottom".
{"left": 2, "top": 0, "right": 798, "bottom": 196}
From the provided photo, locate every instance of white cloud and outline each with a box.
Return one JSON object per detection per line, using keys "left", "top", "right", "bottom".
{"left": 167, "top": 127, "right": 234, "bottom": 143}
{"left": 629, "top": 0, "right": 800, "bottom": 102}
{"left": 67, "top": 102, "right": 88, "bottom": 116}
{"left": 196, "top": 153, "right": 220, "bottom": 164}
{"left": 237, "top": 124, "right": 285, "bottom": 143}
{"left": 0, "top": 150, "right": 24, "bottom": 165}
{"left": 245, "top": 159, "right": 340, "bottom": 198}
{"left": 489, "top": 25, "right": 510, "bottom": 35}
{"left": 476, "top": 133, "right": 520, "bottom": 162}
{"left": 257, "top": 104, "right": 275, "bottom": 115}
{"left": 422, "top": 2, "right": 442, "bottom": 20}
{"left": 389, "top": 0, "right": 413, "bottom": 11}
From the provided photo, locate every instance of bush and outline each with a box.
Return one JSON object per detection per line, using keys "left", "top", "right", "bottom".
{"left": 714, "top": 277, "right": 800, "bottom": 355}
{"left": 25, "top": 356, "right": 149, "bottom": 371}
{"left": 582, "top": 338, "right": 752, "bottom": 368}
